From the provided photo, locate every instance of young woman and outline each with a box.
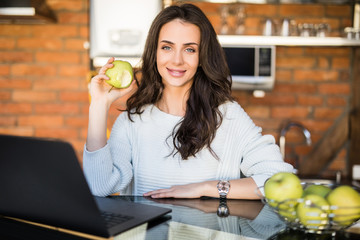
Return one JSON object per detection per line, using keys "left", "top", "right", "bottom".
{"left": 84, "top": 3, "right": 293, "bottom": 199}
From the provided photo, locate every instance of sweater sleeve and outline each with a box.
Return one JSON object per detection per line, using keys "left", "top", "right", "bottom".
{"left": 221, "top": 102, "right": 294, "bottom": 194}
{"left": 241, "top": 130, "right": 293, "bottom": 192}
{"left": 83, "top": 112, "right": 133, "bottom": 197}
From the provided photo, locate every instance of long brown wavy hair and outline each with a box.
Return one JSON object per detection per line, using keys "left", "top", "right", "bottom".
{"left": 126, "top": 3, "right": 233, "bottom": 160}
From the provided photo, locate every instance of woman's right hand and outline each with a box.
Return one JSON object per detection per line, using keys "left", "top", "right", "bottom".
{"left": 86, "top": 57, "right": 136, "bottom": 152}
{"left": 89, "top": 57, "right": 136, "bottom": 107}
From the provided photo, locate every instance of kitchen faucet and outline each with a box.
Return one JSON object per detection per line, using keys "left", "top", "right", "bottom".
{"left": 279, "top": 122, "right": 312, "bottom": 161}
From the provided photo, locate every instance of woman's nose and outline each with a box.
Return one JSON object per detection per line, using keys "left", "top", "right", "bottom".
{"left": 172, "top": 50, "right": 184, "bottom": 65}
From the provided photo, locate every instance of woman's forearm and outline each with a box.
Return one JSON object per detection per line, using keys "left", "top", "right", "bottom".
{"left": 86, "top": 100, "right": 110, "bottom": 152}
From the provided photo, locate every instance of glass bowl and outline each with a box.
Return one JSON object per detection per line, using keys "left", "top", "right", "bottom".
{"left": 259, "top": 183, "right": 360, "bottom": 234}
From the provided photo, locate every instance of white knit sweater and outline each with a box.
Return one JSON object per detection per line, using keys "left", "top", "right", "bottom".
{"left": 83, "top": 101, "right": 293, "bottom": 197}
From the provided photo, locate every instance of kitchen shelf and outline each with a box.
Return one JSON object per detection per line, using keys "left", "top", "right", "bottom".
{"left": 218, "top": 35, "right": 360, "bottom": 47}
{"left": 92, "top": 35, "right": 359, "bottom": 67}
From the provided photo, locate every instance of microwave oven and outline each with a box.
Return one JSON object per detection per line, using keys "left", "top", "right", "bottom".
{"left": 222, "top": 45, "right": 276, "bottom": 90}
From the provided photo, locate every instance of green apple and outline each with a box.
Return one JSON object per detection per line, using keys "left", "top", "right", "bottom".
{"left": 264, "top": 172, "right": 303, "bottom": 208}
{"left": 105, "top": 60, "right": 133, "bottom": 91}
{"left": 327, "top": 185, "right": 360, "bottom": 226}
{"left": 296, "top": 194, "right": 330, "bottom": 230}
{"left": 303, "top": 184, "right": 332, "bottom": 198}
{"left": 277, "top": 199, "right": 298, "bottom": 221}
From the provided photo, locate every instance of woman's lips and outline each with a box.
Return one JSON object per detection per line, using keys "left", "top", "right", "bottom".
{"left": 167, "top": 68, "right": 186, "bottom": 77}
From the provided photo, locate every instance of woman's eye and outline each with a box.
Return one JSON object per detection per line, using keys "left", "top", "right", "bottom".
{"left": 161, "top": 46, "right": 171, "bottom": 50}
{"left": 185, "top": 48, "right": 196, "bottom": 53}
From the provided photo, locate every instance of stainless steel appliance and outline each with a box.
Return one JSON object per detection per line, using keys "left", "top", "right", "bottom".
{"left": 222, "top": 45, "right": 276, "bottom": 90}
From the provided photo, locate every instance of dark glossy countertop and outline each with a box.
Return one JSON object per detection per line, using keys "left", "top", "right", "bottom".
{"left": 0, "top": 196, "right": 359, "bottom": 240}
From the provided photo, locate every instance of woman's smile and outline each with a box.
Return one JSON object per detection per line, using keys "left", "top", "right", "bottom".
{"left": 167, "top": 68, "right": 186, "bottom": 77}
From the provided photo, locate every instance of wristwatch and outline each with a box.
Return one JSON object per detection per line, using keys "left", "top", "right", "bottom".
{"left": 217, "top": 180, "right": 230, "bottom": 199}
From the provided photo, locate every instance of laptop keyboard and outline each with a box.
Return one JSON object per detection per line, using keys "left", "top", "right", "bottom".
{"left": 100, "top": 211, "right": 134, "bottom": 228}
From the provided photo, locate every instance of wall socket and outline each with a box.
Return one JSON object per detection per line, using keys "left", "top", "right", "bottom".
{"left": 353, "top": 165, "right": 360, "bottom": 180}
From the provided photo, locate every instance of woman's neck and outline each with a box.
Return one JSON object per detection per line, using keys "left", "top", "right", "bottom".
{"left": 157, "top": 88, "right": 189, "bottom": 116}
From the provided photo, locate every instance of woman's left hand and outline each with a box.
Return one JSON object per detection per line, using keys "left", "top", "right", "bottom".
{"left": 143, "top": 182, "right": 210, "bottom": 198}
{"left": 143, "top": 178, "right": 262, "bottom": 199}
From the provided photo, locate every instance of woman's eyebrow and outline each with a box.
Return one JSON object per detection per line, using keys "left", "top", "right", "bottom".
{"left": 184, "top": 42, "right": 199, "bottom": 46}
{"left": 160, "top": 40, "right": 199, "bottom": 46}
{"left": 160, "top": 40, "right": 174, "bottom": 45}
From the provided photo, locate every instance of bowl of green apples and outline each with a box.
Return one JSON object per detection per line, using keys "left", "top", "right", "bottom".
{"left": 261, "top": 172, "right": 360, "bottom": 234}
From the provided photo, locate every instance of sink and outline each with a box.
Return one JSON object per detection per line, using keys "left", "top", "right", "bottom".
{"left": 300, "top": 179, "right": 335, "bottom": 185}
{"left": 301, "top": 179, "right": 360, "bottom": 192}
{"left": 300, "top": 171, "right": 341, "bottom": 186}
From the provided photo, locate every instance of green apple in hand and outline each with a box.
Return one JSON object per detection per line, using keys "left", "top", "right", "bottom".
{"left": 264, "top": 172, "right": 303, "bottom": 208}
{"left": 296, "top": 194, "right": 330, "bottom": 230}
{"left": 303, "top": 184, "right": 332, "bottom": 198}
{"left": 105, "top": 60, "right": 133, "bottom": 91}
{"left": 327, "top": 185, "right": 360, "bottom": 226}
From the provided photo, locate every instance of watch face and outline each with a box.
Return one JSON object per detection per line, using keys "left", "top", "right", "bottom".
{"left": 217, "top": 180, "right": 230, "bottom": 196}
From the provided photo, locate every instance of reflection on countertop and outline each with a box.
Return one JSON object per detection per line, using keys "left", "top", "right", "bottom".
{"left": 1, "top": 196, "right": 359, "bottom": 240}
{"left": 120, "top": 196, "right": 286, "bottom": 240}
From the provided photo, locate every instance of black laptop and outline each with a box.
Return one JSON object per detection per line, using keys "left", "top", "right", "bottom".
{"left": 0, "top": 134, "right": 171, "bottom": 238}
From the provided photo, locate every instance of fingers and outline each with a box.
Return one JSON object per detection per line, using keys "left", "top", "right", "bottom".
{"left": 98, "top": 57, "right": 115, "bottom": 75}
{"left": 107, "top": 57, "right": 115, "bottom": 63}
{"left": 143, "top": 189, "right": 166, "bottom": 196}
{"left": 89, "top": 74, "right": 110, "bottom": 90}
{"left": 143, "top": 183, "right": 202, "bottom": 199}
{"left": 91, "top": 57, "right": 115, "bottom": 83}
{"left": 143, "top": 188, "right": 174, "bottom": 198}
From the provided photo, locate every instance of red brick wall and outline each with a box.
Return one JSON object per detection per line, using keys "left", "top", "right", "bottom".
{"left": 0, "top": 0, "right": 354, "bottom": 178}
{"left": 0, "top": 0, "right": 90, "bottom": 159}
